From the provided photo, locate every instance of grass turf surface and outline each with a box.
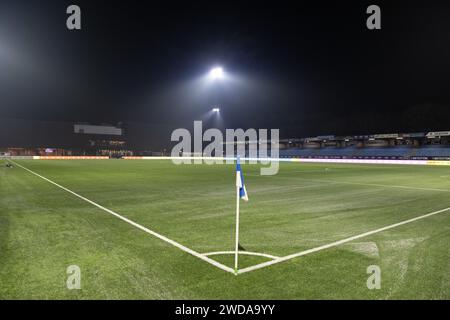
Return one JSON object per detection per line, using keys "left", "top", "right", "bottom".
{"left": 0, "top": 159, "right": 449, "bottom": 299}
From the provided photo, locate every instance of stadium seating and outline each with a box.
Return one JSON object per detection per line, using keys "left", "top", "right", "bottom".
{"left": 314, "top": 146, "right": 357, "bottom": 157}
{"left": 413, "top": 145, "right": 450, "bottom": 157}
{"left": 280, "top": 145, "right": 450, "bottom": 159}
{"left": 354, "top": 146, "right": 412, "bottom": 158}
{"left": 279, "top": 148, "right": 318, "bottom": 157}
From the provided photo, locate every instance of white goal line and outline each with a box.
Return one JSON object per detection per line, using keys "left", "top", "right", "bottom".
{"left": 237, "top": 206, "right": 450, "bottom": 274}
{"left": 10, "top": 160, "right": 235, "bottom": 275}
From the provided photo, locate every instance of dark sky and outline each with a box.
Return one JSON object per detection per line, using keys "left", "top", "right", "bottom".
{"left": 0, "top": 0, "right": 449, "bottom": 137}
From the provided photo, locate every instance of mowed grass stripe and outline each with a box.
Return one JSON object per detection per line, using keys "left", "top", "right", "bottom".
{"left": 1, "top": 159, "right": 449, "bottom": 298}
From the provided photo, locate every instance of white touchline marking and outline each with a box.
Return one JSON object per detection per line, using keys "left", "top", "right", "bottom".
{"left": 203, "top": 251, "right": 280, "bottom": 260}
{"left": 237, "top": 206, "right": 450, "bottom": 274}
{"left": 250, "top": 171, "right": 450, "bottom": 193}
{"left": 284, "top": 177, "right": 450, "bottom": 193}
{"left": 11, "top": 160, "right": 235, "bottom": 275}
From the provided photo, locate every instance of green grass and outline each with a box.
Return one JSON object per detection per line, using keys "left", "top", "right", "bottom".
{"left": 0, "top": 159, "right": 449, "bottom": 299}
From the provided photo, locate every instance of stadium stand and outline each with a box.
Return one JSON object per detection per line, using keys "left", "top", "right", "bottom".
{"left": 279, "top": 145, "right": 450, "bottom": 159}
{"left": 413, "top": 145, "right": 450, "bottom": 158}
{"left": 353, "top": 146, "right": 412, "bottom": 158}
{"left": 279, "top": 131, "right": 450, "bottom": 160}
{"left": 1, "top": 119, "right": 449, "bottom": 160}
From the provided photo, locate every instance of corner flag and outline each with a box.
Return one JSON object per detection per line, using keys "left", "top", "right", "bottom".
{"left": 234, "top": 156, "right": 248, "bottom": 274}
{"left": 236, "top": 158, "right": 249, "bottom": 201}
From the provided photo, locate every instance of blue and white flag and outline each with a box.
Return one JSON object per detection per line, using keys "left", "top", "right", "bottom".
{"left": 236, "top": 157, "right": 249, "bottom": 201}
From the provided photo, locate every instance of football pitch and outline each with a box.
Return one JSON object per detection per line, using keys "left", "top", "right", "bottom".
{"left": 0, "top": 159, "right": 449, "bottom": 299}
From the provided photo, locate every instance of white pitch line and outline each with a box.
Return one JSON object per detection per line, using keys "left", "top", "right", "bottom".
{"left": 203, "top": 251, "right": 280, "bottom": 260}
{"left": 291, "top": 177, "right": 450, "bottom": 193}
{"left": 11, "top": 160, "right": 235, "bottom": 274}
{"left": 250, "top": 173, "right": 450, "bottom": 193}
{"left": 237, "top": 206, "right": 450, "bottom": 274}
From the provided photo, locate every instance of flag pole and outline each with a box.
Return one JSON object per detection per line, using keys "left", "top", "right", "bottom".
{"left": 234, "top": 179, "right": 240, "bottom": 274}
{"left": 234, "top": 161, "right": 240, "bottom": 275}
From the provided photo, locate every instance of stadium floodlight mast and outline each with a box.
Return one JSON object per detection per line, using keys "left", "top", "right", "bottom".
{"left": 209, "top": 67, "right": 224, "bottom": 80}
{"left": 208, "top": 67, "right": 224, "bottom": 121}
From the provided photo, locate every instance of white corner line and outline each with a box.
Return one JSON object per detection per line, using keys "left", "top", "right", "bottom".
{"left": 11, "top": 160, "right": 235, "bottom": 275}
{"left": 237, "top": 206, "right": 450, "bottom": 274}
{"left": 203, "top": 251, "right": 280, "bottom": 260}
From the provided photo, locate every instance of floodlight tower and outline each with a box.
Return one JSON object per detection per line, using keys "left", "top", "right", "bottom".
{"left": 208, "top": 66, "right": 224, "bottom": 127}
{"left": 209, "top": 67, "right": 224, "bottom": 80}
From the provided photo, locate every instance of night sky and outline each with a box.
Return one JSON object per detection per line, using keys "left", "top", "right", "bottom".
{"left": 0, "top": 0, "right": 449, "bottom": 138}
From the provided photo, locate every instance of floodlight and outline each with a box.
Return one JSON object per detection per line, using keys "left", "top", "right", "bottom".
{"left": 209, "top": 67, "right": 224, "bottom": 80}
{"left": 212, "top": 108, "right": 220, "bottom": 113}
